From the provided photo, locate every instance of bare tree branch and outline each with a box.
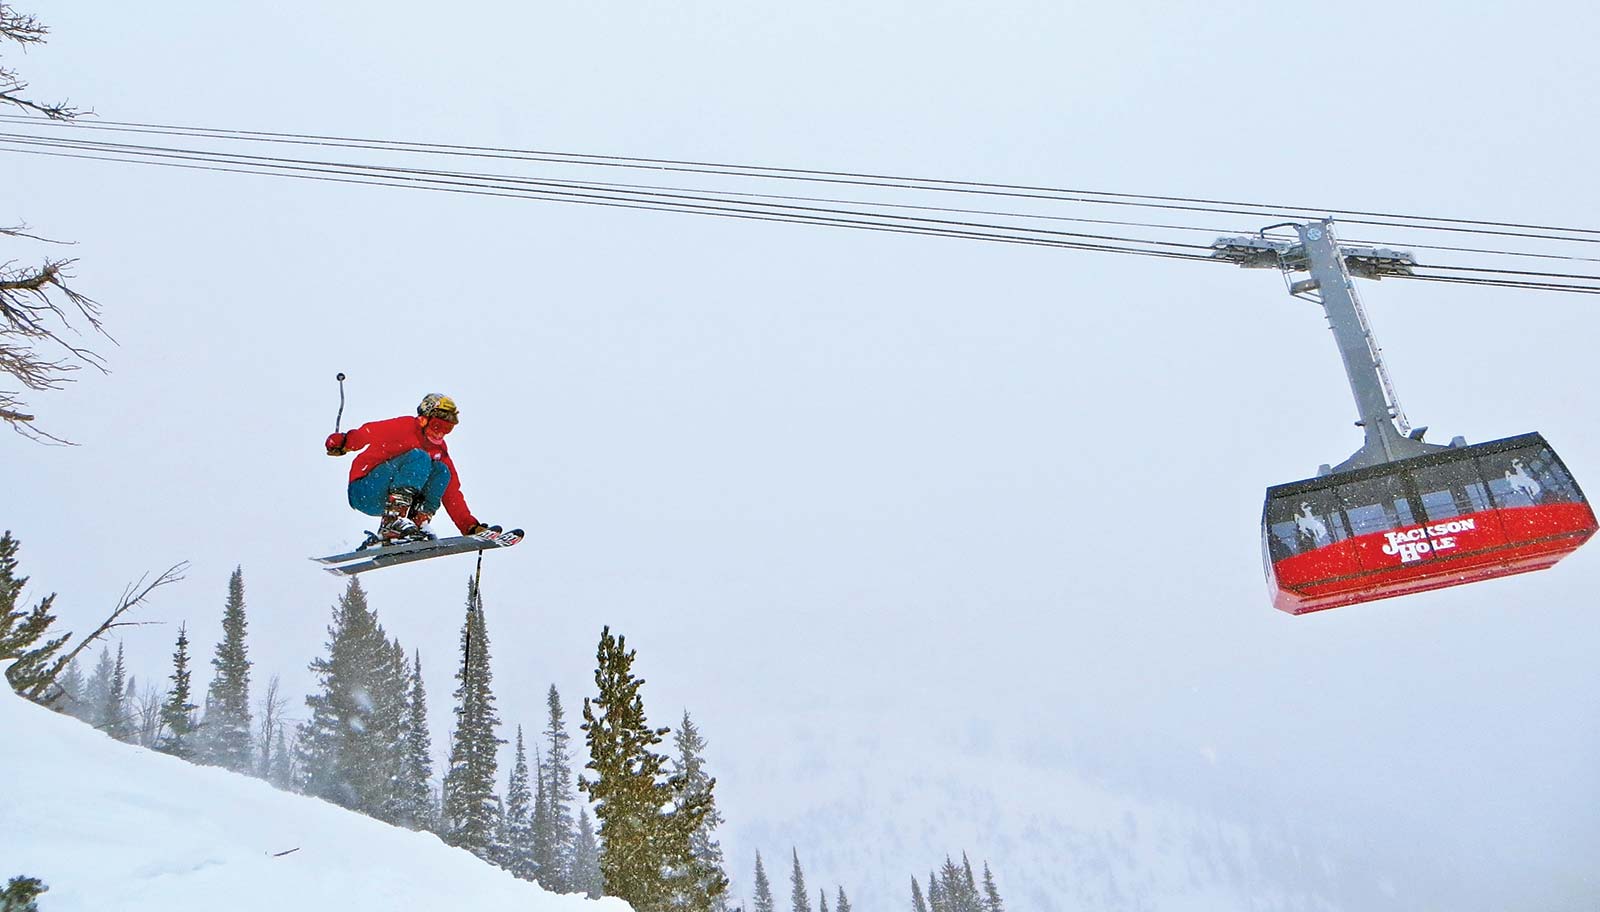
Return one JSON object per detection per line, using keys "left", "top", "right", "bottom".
{"left": 23, "top": 563, "right": 189, "bottom": 701}
{"left": 1, "top": 4, "right": 99, "bottom": 442}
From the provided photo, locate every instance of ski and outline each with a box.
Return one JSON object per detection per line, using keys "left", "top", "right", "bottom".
{"left": 315, "top": 528, "right": 523, "bottom": 576}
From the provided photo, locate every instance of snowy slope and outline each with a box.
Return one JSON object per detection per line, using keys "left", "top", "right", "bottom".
{"left": 0, "top": 665, "right": 630, "bottom": 912}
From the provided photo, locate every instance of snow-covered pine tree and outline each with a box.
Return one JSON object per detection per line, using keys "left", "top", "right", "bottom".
{"left": 980, "top": 862, "right": 1003, "bottom": 912}
{"left": 121, "top": 674, "right": 139, "bottom": 741}
{"left": 789, "top": 851, "right": 812, "bottom": 912}
{"left": 500, "top": 726, "right": 537, "bottom": 880}
{"left": 268, "top": 727, "right": 295, "bottom": 789}
{"left": 540, "top": 684, "right": 576, "bottom": 891}
{"left": 156, "top": 623, "right": 198, "bottom": 758}
{"left": 441, "top": 577, "right": 503, "bottom": 860}
{"left": 570, "top": 807, "right": 604, "bottom": 898}
{"left": 751, "top": 852, "right": 775, "bottom": 912}
{"left": 103, "top": 642, "right": 130, "bottom": 741}
{"left": 198, "top": 567, "right": 253, "bottom": 772}
{"left": 580, "top": 626, "right": 713, "bottom": 912}
{"left": 56, "top": 659, "right": 84, "bottom": 719}
{"left": 0, "top": 532, "right": 68, "bottom": 701}
{"left": 394, "top": 649, "right": 436, "bottom": 831}
{"left": 530, "top": 744, "right": 553, "bottom": 883}
{"left": 84, "top": 646, "right": 112, "bottom": 727}
{"left": 365, "top": 637, "right": 409, "bottom": 823}
{"left": 298, "top": 578, "right": 388, "bottom": 809}
{"left": 818, "top": 889, "right": 829, "bottom": 912}
{"left": 835, "top": 886, "right": 851, "bottom": 912}
{"left": 672, "top": 710, "right": 730, "bottom": 912}
{"left": 910, "top": 878, "right": 930, "bottom": 912}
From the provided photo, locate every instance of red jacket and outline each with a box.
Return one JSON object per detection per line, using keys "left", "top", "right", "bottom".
{"left": 341, "top": 415, "right": 480, "bottom": 534}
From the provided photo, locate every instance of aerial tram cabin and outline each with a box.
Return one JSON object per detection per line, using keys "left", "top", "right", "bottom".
{"left": 1215, "top": 220, "right": 1597, "bottom": 614}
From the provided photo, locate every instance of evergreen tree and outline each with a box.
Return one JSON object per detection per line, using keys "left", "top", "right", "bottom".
{"left": 200, "top": 567, "right": 254, "bottom": 772}
{"left": 102, "top": 642, "right": 130, "bottom": 741}
{"left": 835, "top": 887, "right": 851, "bottom": 912}
{"left": 0, "top": 532, "right": 68, "bottom": 700}
{"left": 570, "top": 807, "right": 604, "bottom": 898}
{"left": 751, "top": 852, "right": 776, "bottom": 912}
{"left": 910, "top": 878, "right": 930, "bottom": 912}
{"left": 84, "top": 646, "right": 113, "bottom": 727}
{"left": 56, "top": 659, "right": 85, "bottom": 719}
{"left": 673, "top": 710, "right": 730, "bottom": 912}
{"left": 818, "top": 890, "right": 829, "bottom": 912}
{"left": 394, "top": 649, "right": 436, "bottom": 830}
{"left": 980, "top": 863, "right": 1003, "bottom": 912}
{"left": 580, "top": 626, "right": 715, "bottom": 912}
{"left": 440, "top": 578, "right": 503, "bottom": 859}
{"left": 365, "top": 637, "right": 409, "bottom": 823}
{"left": 500, "top": 726, "right": 537, "bottom": 880}
{"left": 540, "top": 684, "right": 576, "bottom": 891}
{"left": 927, "top": 871, "right": 944, "bottom": 912}
{"left": 530, "top": 745, "right": 554, "bottom": 883}
{"left": 156, "top": 623, "right": 198, "bottom": 758}
{"left": 297, "top": 578, "right": 390, "bottom": 810}
{"left": 789, "top": 851, "right": 812, "bottom": 912}
{"left": 268, "top": 727, "right": 294, "bottom": 789}
{"left": 0, "top": 875, "right": 46, "bottom": 912}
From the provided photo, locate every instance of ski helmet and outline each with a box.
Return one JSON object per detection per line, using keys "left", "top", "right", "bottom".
{"left": 417, "top": 393, "right": 459, "bottom": 424}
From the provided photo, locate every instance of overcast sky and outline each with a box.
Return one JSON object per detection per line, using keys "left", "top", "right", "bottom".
{"left": 7, "top": 1, "right": 1600, "bottom": 908}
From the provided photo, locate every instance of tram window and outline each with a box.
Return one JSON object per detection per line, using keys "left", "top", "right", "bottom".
{"left": 1480, "top": 446, "right": 1581, "bottom": 507}
{"left": 1336, "top": 475, "right": 1415, "bottom": 535}
{"left": 1265, "top": 489, "right": 1347, "bottom": 559}
{"left": 1410, "top": 460, "right": 1492, "bottom": 521}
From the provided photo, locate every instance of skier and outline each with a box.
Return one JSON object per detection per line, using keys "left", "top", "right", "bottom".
{"left": 324, "top": 393, "right": 496, "bottom": 544}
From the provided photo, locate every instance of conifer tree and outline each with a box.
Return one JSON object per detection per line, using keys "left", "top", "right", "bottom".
{"left": 836, "top": 887, "right": 851, "bottom": 912}
{"left": 818, "top": 889, "right": 829, "bottom": 912}
{"left": 298, "top": 578, "right": 389, "bottom": 810}
{"left": 580, "top": 626, "right": 715, "bottom": 912}
{"left": 540, "top": 684, "right": 576, "bottom": 891}
{"left": 198, "top": 567, "right": 254, "bottom": 771}
{"left": 156, "top": 623, "right": 198, "bottom": 758}
{"left": 56, "top": 659, "right": 84, "bottom": 718}
{"left": 441, "top": 578, "right": 503, "bottom": 859}
{"left": 102, "top": 642, "right": 130, "bottom": 741}
{"left": 500, "top": 726, "right": 537, "bottom": 880}
{"left": 789, "top": 851, "right": 812, "bottom": 912}
{"left": 0, "top": 532, "right": 68, "bottom": 700}
{"left": 0, "top": 875, "right": 46, "bottom": 912}
{"left": 394, "top": 649, "right": 436, "bottom": 830}
{"left": 365, "top": 637, "right": 409, "bottom": 823}
{"left": 268, "top": 727, "right": 294, "bottom": 790}
{"left": 910, "top": 878, "right": 930, "bottom": 912}
{"left": 530, "top": 745, "right": 554, "bottom": 883}
{"left": 84, "top": 646, "right": 112, "bottom": 725}
{"left": 980, "top": 863, "right": 1003, "bottom": 912}
{"left": 673, "top": 710, "right": 730, "bottom": 912}
{"left": 927, "top": 871, "right": 943, "bottom": 912}
{"left": 752, "top": 852, "right": 776, "bottom": 912}
{"left": 570, "top": 807, "right": 604, "bottom": 898}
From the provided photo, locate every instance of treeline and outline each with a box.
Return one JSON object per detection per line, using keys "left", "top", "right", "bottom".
{"left": 2, "top": 533, "right": 731, "bottom": 912}
{"left": 5, "top": 532, "right": 1010, "bottom": 912}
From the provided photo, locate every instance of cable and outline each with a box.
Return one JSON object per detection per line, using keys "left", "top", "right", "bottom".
{"left": 8, "top": 115, "right": 1599, "bottom": 245}
{"left": 8, "top": 114, "right": 1598, "bottom": 238}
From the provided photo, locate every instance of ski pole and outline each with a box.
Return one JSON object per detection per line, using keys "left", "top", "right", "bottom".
{"left": 334, "top": 372, "right": 347, "bottom": 433}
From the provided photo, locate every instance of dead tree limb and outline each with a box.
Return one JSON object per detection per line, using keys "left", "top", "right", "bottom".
{"left": 23, "top": 562, "right": 188, "bottom": 701}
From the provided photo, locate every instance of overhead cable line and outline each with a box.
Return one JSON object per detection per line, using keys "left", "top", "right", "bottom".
{"left": 0, "top": 143, "right": 1220, "bottom": 264}
{"left": 7, "top": 115, "right": 1599, "bottom": 245}
{"left": 0, "top": 132, "right": 1219, "bottom": 256}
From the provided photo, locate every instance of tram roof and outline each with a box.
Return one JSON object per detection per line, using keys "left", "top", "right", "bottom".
{"left": 1264, "top": 432, "right": 1552, "bottom": 500}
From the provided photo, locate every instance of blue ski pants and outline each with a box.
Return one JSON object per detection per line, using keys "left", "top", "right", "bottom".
{"left": 348, "top": 449, "right": 452, "bottom": 516}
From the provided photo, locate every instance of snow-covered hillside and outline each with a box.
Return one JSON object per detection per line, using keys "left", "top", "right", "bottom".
{"left": 0, "top": 666, "right": 628, "bottom": 912}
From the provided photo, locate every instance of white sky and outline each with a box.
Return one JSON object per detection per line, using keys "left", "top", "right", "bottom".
{"left": 7, "top": 1, "right": 1600, "bottom": 908}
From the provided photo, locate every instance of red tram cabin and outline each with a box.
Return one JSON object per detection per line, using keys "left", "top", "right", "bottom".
{"left": 1262, "top": 433, "right": 1597, "bottom": 615}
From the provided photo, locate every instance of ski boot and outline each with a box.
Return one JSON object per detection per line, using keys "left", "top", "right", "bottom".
{"left": 358, "top": 487, "right": 435, "bottom": 549}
